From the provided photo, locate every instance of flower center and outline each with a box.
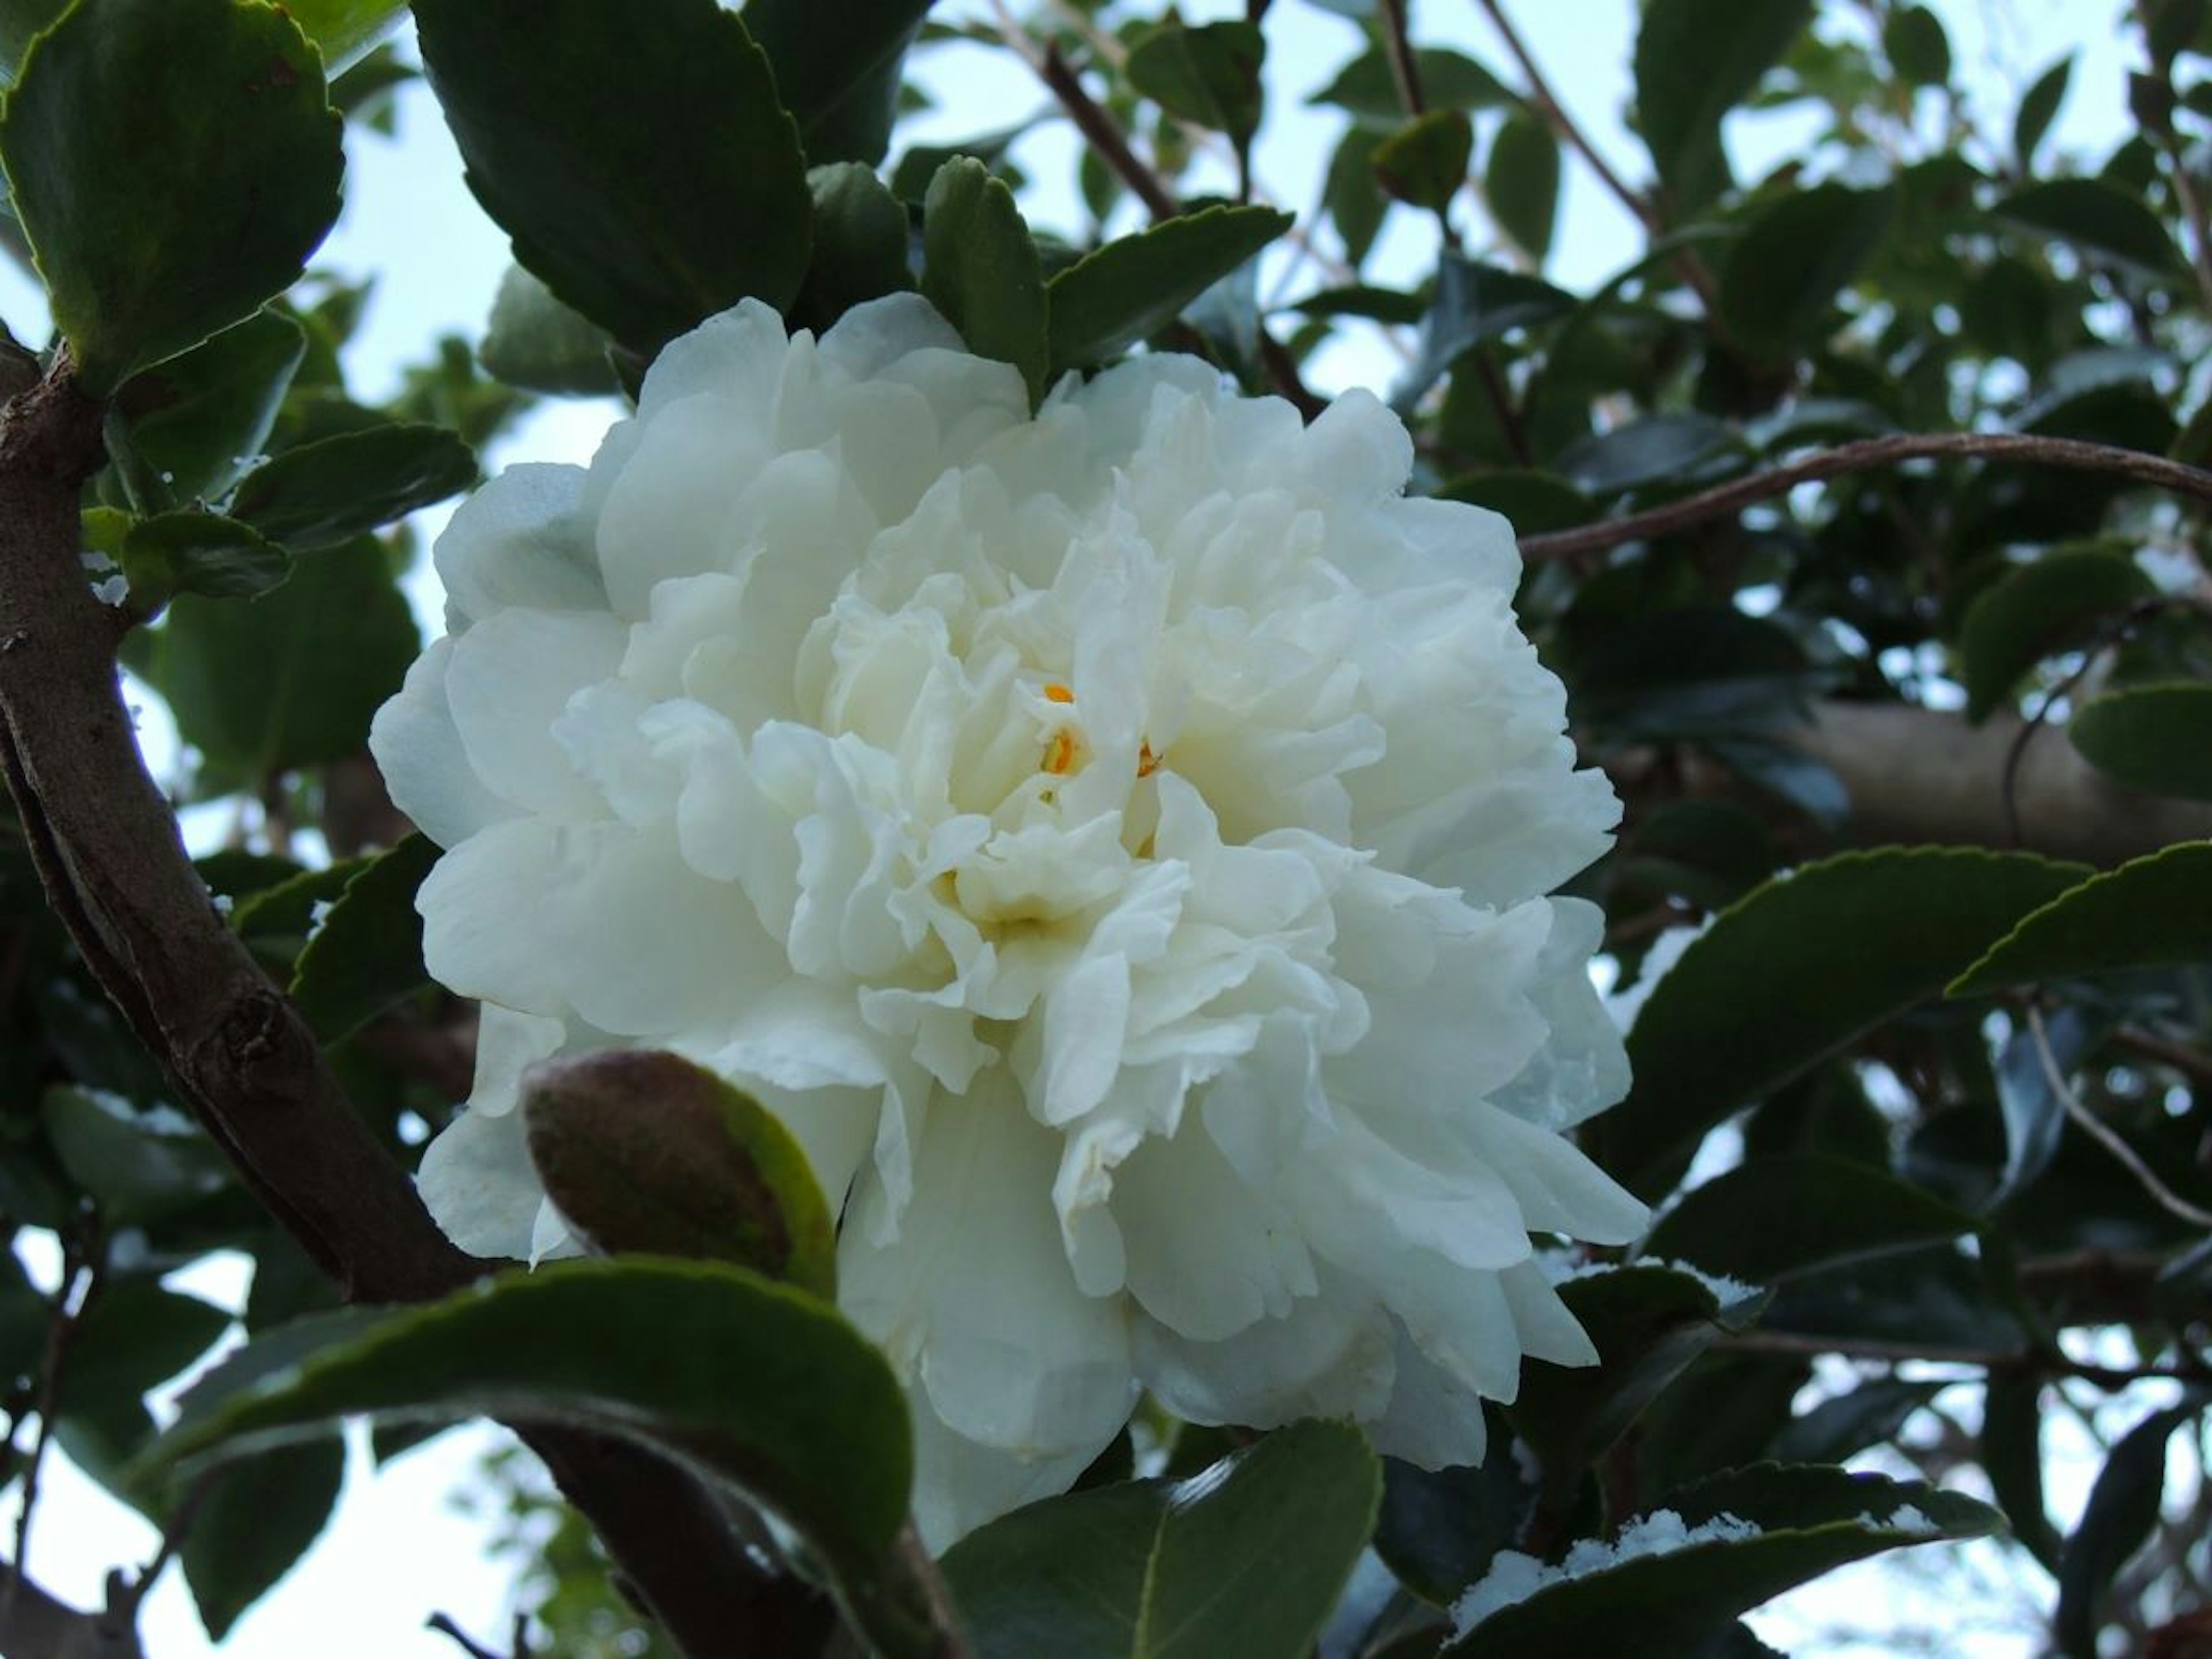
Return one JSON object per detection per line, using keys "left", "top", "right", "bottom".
{"left": 1036, "top": 681, "right": 1161, "bottom": 781}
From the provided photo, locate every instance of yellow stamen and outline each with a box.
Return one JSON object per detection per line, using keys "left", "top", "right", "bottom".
{"left": 1137, "top": 741, "right": 1160, "bottom": 778}
{"left": 1043, "top": 729, "right": 1078, "bottom": 775}
{"left": 1043, "top": 682, "right": 1075, "bottom": 704}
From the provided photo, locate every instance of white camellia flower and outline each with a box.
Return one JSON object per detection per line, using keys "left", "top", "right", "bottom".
{"left": 372, "top": 294, "right": 1647, "bottom": 1547}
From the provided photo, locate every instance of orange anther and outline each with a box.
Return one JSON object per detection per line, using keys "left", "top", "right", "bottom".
{"left": 1043, "top": 682, "right": 1075, "bottom": 704}
{"left": 1137, "top": 741, "right": 1160, "bottom": 778}
{"left": 1044, "top": 730, "right": 1078, "bottom": 775}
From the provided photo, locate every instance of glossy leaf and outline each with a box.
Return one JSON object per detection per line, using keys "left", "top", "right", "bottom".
{"left": 1324, "top": 127, "right": 1388, "bottom": 266}
{"left": 1994, "top": 179, "right": 2186, "bottom": 281}
{"left": 413, "top": 0, "right": 812, "bottom": 355}
{"left": 0, "top": 0, "right": 63, "bottom": 83}
{"left": 1634, "top": 0, "right": 1813, "bottom": 212}
{"left": 62, "top": 1280, "right": 231, "bottom": 1417}
{"left": 278, "top": 0, "right": 404, "bottom": 75}
{"left": 1309, "top": 47, "right": 1512, "bottom": 124}
{"left": 522, "top": 1050, "right": 838, "bottom": 1298}
{"left": 40, "top": 1085, "right": 230, "bottom": 1226}
{"left": 112, "top": 309, "right": 307, "bottom": 503}
{"left": 286, "top": 835, "right": 437, "bottom": 1043}
{"left": 796, "top": 162, "right": 916, "bottom": 331}
{"left": 1486, "top": 113, "right": 1559, "bottom": 262}
{"left": 922, "top": 157, "right": 1047, "bottom": 404}
{"left": 942, "top": 1420, "right": 1381, "bottom": 1659}
{"left": 181, "top": 1437, "right": 344, "bottom": 1640}
{"left": 2067, "top": 683, "right": 2212, "bottom": 800}
{"left": 1718, "top": 183, "right": 1895, "bottom": 361}
{"left": 1605, "top": 847, "right": 2088, "bottom": 1197}
{"left": 1444, "top": 1467, "right": 2002, "bottom": 1657}
{"left": 1952, "top": 841, "right": 2212, "bottom": 995}
{"left": 1957, "top": 550, "right": 2154, "bottom": 722}
{"left": 0, "top": 0, "right": 344, "bottom": 392}
{"left": 1983, "top": 1376, "right": 2061, "bottom": 1570}
{"left": 1399, "top": 253, "right": 1575, "bottom": 406}
{"left": 1767, "top": 1375, "right": 1943, "bottom": 1465}
{"left": 1373, "top": 111, "right": 1473, "bottom": 215}
{"left": 1126, "top": 20, "right": 1264, "bottom": 146}
{"left": 479, "top": 265, "right": 619, "bottom": 396}
{"left": 1643, "top": 1153, "right": 1979, "bottom": 1283}
{"left": 119, "top": 512, "right": 291, "bottom": 608}
{"left": 2056, "top": 1395, "right": 2208, "bottom": 1657}
{"left": 1883, "top": 5, "right": 1950, "bottom": 86}
{"left": 1047, "top": 205, "right": 1290, "bottom": 374}
{"left": 1374, "top": 1446, "right": 1530, "bottom": 1606}
{"left": 2014, "top": 58, "right": 2073, "bottom": 171}
{"left": 741, "top": 0, "right": 930, "bottom": 165}
{"left": 138, "top": 1259, "right": 917, "bottom": 1628}
{"left": 229, "top": 422, "right": 476, "bottom": 551}
{"left": 1556, "top": 412, "right": 1740, "bottom": 497}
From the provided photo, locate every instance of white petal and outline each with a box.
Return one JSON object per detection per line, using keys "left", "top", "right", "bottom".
{"left": 369, "top": 639, "right": 516, "bottom": 850}
{"left": 443, "top": 607, "right": 628, "bottom": 819}
{"left": 434, "top": 463, "right": 607, "bottom": 628}
{"left": 415, "top": 1102, "right": 543, "bottom": 1260}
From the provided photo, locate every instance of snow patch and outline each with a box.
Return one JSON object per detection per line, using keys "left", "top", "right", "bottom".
{"left": 1451, "top": 1509, "right": 1763, "bottom": 1635}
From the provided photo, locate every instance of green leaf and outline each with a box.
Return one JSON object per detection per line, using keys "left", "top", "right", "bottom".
{"left": 1372, "top": 111, "right": 1472, "bottom": 215}
{"left": 1604, "top": 848, "right": 2089, "bottom": 1198}
{"left": 479, "top": 266, "right": 619, "bottom": 396}
{"left": 1957, "top": 550, "right": 2154, "bottom": 722}
{"left": 119, "top": 512, "right": 291, "bottom": 609}
{"left": 1047, "top": 206, "right": 1290, "bottom": 373}
{"left": 40, "top": 1085, "right": 230, "bottom": 1226}
{"left": 1126, "top": 20, "right": 1265, "bottom": 147}
{"left": 62, "top": 1281, "right": 231, "bottom": 1418}
{"left": 1324, "top": 127, "right": 1389, "bottom": 266}
{"left": 1443, "top": 1466, "right": 2002, "bottom": 1657}
{"left": 922, "top": 157, "right": 1047, "bottom": 405}
{"left": 1634, "top": 0, "right": 1813, "bottom": 213}
{"left": 1950, "top": 842, "right": 2212, "bottom": 995}
{"left": 1994, "top": 179, "right": 2186, "bottom": 281}
{"left": 138, "top": 1259, "right": 918, "bottom": 1633}
{"left": 111, "top": 309, "right": 307, "bottom": 504}
{"left": 2014, "top": 58, "right": 2073, "bottom": 172}
{"left": 1400, "top": 253, "right": 1576, "bottom": 406}
{"left": 412, "top": 0, "right": 812, "bottom": 355}
{"left": 181, "top": 1437, "right": 344, "bottom": 1640}
{"left": 521, "top": 1050, "right": 838, "bottom": 1299}
{"left": 286, "top": 835, "right": 436, "bottom": 1043}
{"left": 1883, "top": 5, "right": 1951, "bottom": 86}
{"left": 1718, "top": 183, "right": 1895, "bottom": 361}
{"left": 1642, "top": 1153, "right": 1979, "bottom": 1283}
{"left": 274, "top": 0, "right": 404, "bottom": 75}
{"left": 2067, "top": 683, "right": 2212, "bottom": 800}
{"left": 1509, "top": 1266, "right": 1762, "bottom": 1482}
{"left": 1556, "top": 411, "right": 1740, "bottom": 497}
{"left": 229, "top": 422, "right": 476, "bottom": 551}
{"left": 1486, "top": 113, "right": 1560, "bottom": 262}
{"left": 0, "top": 0, "right": 344, "bottom": 392}
{"left": 0, "top": 1253, "right": 48, "bottom": 1390}
{"left": 740, "top": 0, "right": 930, "bottom": 165}
{"left": 136, "top": 537, "right": 418, "bottom": 785}
{"left": 1767, "top": 1375, "right": 1944, "bottom": 1465}
{"left": 1374, "top": 1448, "right": 1530, "bottom": 1606}
{"left": 2056, "top": 1395, "right": 2208, "bottom": 1658}
{"left": 1309, "top": 47, "right": 1512, "bottom": 124}
{"left": 0, "top": 0, "right": 66, "bottom": 84}
{"left": 795, "top": 162, "right": 915, "bottom": 331}
{"left": 942, "top": 1420, "right": 1381, "bottom": 1659}
{"left": 1983, "top": 1376, "right": 2061, "bottom": 1570}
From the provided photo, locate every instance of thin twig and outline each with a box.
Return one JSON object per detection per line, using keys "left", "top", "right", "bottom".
{"left": 1710, "top": 1328, "right": 2206, "bottom": 1391}
{"left": 428, "top": 1612, "right": 515, "bottom": 1659}
{"left": 6, "top": 1243, "right": 99, "bottom": 1633}
{"left": 2115, "top": 1025, "right": 2212, "bottom": 1089}
{"left": 1516, "top": 432, "right": 2212, "bottom": 562}
{"left": 2028, "top": 1005, "right": 2212, "bottom": 1230}
{"left": 1998, "top": 601, "right": 2157, "bottom": 846}
{"left": 1378, "top": 0, "right": 1427, "bottom": 115}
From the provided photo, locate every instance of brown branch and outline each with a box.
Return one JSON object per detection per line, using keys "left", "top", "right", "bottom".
{"left": 1377, "top": 0, "right": 1426, "bottom": 116}
{"left": 1517, "top": 432, "right": 2212, "bottom": 562}
{"left": 1710, "top": 1328, "right": 2206, "bottom": 1391}
{"left": 0, "top": 1566, "right": 143, "bottom": 1659}
{"left": 0, "top": 358, "right": 835, "bottom": 1656}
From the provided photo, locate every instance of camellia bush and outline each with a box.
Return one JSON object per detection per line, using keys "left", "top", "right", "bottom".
{"left": 0, "top": 0, "right": 2209, "bottom": 1656}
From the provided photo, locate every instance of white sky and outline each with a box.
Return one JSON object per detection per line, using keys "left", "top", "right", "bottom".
{"left": 0, "top": 2, "right": 2150, "bottom": 1654}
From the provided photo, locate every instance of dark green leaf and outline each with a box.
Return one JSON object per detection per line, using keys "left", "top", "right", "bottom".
{"left": 1486, "top": 113, "right": 1559, "bottom": 262}
{"left": 522, "top": 1050, "right": 838, "bottom": 1298}
{"left": 1718, "top": 184, "right": 1895, "bottom": 361}
{"left": 1047, "top": 205, "right": 1289, "bottom": 374}
{"left": 1994, "top": 179, "right": 2186, "bottom": 281}
{"left": 112, "top": 309, "right": 307, "bottom": 504}
{"left": 1765, "top": 1244, "right": 2024, "bottom": 1354}
{"left": 1767, "top": 1375, "right": 1943, "bottom": 1465}
{"left": 0, "top": 0, "right": 344, "bottom": 392}
{"left": 1309, "top": 47, "right": 1512, "bottom": 124}
{"left": 922, "top": 157, "right": 1047, "bottom": 404}
{"left": 1324, "top": 127, "right": 1389, "bottom": 266}
{"left": 479, "top": 266, "right": 619, "bottom": 396}
{"left": 62, "top": 1281, "right": 230, "bottom": 1418}
{"left": 286, "top": 835, "right": 437, "bottom": 1043}
{"left": 1556, "top": 412, "right": 1740, "bottom": 497}
{"left": 412, "top": 0, "right": 812, "bottom": 355}
{"left": 41, "top": 1085, "right": 230, "bottom": 1226}
{"left": 119, "top": 512, "right": 291, "bottom": 608}
{"left": 1444, "top": 1466, "right": 2002, "bottom": 1657}
{"left": 1399, "top": 253, "right": 1575, "bottom": 406}
{"left": 795, "top": 162, "right": 915, "bottom": 331}
{"left": 0, "top": 1253, "right": 47, "bottom": 1389}
{"left": 181, "top": 1437, "right": 344, "bottom": 1640}
{"left": 229, "top": 422, "right": 476, "bottom": 551}
{"left": 2056, "top": 1395, "right": 2208, "bottom": 1657}
{"left": 2014, "top": 58, "right": 2073, "bottom": 172}
{"left": 0, "top": 0, "right": 65, "bottom": 84}
{"left": 740, "top": 0, "right": 930, "bottom": 165}
{"left": 1605, "top": 848, "right": 2089, "bottom": 1198}
{"left": 277, "top": 0, "right": 404, "bottom": 75}
{"left": 1983, "top": 1376, "right": 2061, "bottom": 1570}
{"left": 1509, "top": 1266, "right": 1762, "bottom": 1481}
{"left": 1643, "top": 1153, "right": 1979, "bottom": 1282}
{"left": 1953, "top": 842, "right": 2212, "bottom": 995}
{"left": 2067, "top": 683, "right": 2212, "bottom": 800}
{"left": 1883, "top": 6, "right": 1950, "bottom": 86}
{"left": 942, "top": 1420, "right": 1380, "bottom": 1659}
{"left": 1282, "top": 283, "right": 1426, "bottom": 327}
{"left": 1957, "top": 550, "right": 2154, "bottom": 722}
{"left": 137, "top": 538, "right": 419, "bottom": 784}
{"left": 1372, "top": 111, "right": 1472, "bottom": 215}
{"left": 1126, "top": 20, "right": 1265, "bottom": 146}
{"left": 1374, "top": 1446, "right": 1530, "bottom": 1605}
{"left": 1634, "top": 0, "right": 1813, "bottom": 213}
{"left": 888, "top": 122, "right": 1029, "bottom": 204}
{"left": 139, "top": 1260, "right": 916, "bottom": 1629}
